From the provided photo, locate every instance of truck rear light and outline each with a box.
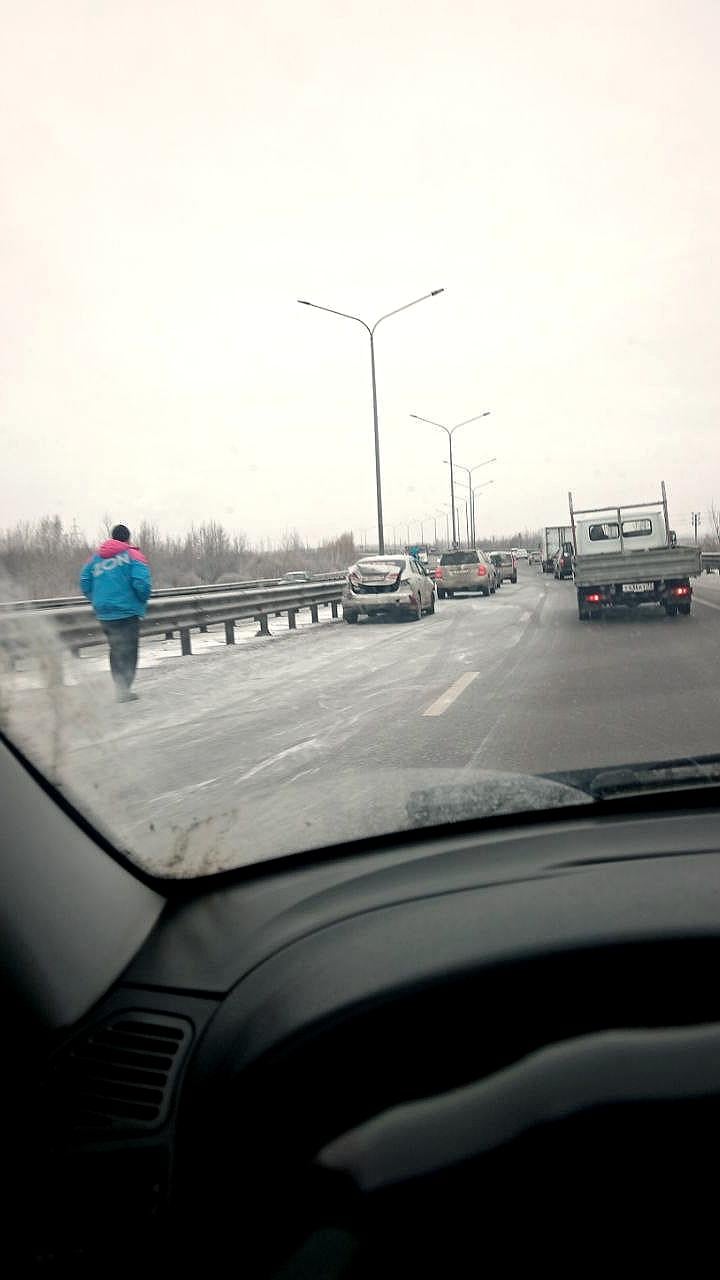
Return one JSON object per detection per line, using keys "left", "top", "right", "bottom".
{"left": 671, "top": 585, "right": 690, "bottom": 596}
{"left": 586, "top": 593, "right": 602, "bottom": 603}
{"left": 477, "top": 565, "right": 487, "bottom": 576}
{"left": 436, "top": 568, "right": 443, "bottom": 577}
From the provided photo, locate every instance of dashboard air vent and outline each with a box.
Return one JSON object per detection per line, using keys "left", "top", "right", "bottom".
{"left": 48, "top": 1011, "right": 192, "bottom": 1136}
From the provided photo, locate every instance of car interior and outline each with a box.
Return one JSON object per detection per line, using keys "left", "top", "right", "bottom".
{"left": 5, "top": 727, "right": 720, "bottom": 1276}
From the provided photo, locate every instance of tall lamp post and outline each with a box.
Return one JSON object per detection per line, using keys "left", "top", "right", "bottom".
{"left": 471, "top": 479, "right": 495, "bottom": 545}
{"left": 299, "top": 289, "right": 444, "bottom": 554}
{"left": 444, "top": 458, "right": 497, "bottom": 546}
{"left": 410, "top": 412, "right": 491, "bottom": 546}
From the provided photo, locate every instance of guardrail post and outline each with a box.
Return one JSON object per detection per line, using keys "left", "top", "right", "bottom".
{"left": 310, "top": 603, "right": 319, "bottom": 623}
{"left": 287, "top": 610, "right": 297, "bottom": 630}
{"left": 331, "top": 601, "right": 339, "bottom": 618}
{"left": 165, "top": 630, "right": 174, "bottom": 640}
{"left": 180, "top": 627, "right": 192, "bottom": 656}
{"left": 256, "top": 613, "right": 270, "bottom": 636}
{"left": 224, "top": 620, "right": 235, "bottom": 645}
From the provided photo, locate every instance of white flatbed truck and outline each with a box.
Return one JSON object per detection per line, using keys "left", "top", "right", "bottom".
{"left": 570, "top": 483, "right": 701, "bottom": 621}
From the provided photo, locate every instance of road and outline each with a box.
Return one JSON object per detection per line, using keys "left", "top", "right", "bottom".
{"left": 5, "top": 563, "right": 720, "bottom": 876}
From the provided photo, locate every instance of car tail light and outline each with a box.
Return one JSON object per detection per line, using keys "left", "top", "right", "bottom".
{"left": 671, "top": 585, "right": 690, "bottom": 597}
{"left": 586, "top": 592, "right": 602, "bottom": 603}
{"left": 436, "top": 567, "right": 443, "bottom": 577}
{"left": 477, "top": 565, "right": 487, "bottom": 576}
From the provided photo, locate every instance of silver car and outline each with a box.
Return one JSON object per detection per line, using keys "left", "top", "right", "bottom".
{"left": 342, "top": 554, "right": 436, "bottom": 623}
{"left": 436, "top": 549, "right": 496, "bottom": 598}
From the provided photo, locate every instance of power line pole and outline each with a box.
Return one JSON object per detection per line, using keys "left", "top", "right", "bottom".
{"left": 692, "top": 512, "right": 701, "bottom": 544}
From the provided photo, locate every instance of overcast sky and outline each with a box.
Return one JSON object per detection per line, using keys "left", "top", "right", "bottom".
{"left": 2, "top": 0, "right": 719, "bottom": 547}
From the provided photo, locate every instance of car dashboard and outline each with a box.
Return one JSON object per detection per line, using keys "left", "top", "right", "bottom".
{"left": 5, "top": 732, "right": 720, "bottom": 1275}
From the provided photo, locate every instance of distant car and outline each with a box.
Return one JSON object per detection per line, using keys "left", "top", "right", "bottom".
{"left": 529, "top": 549, "right": 542, "bottom": 565}
{"left": 483, "top": 553, "right": 503, "bottom": 591}
{"left": 342, "top": 554, "right": 436, "bottom": 623}
{"left": 436, "top": 549, "right": 495, "bottom": 598}
{"left": 490, "top": 551, "right": 518, "bottom": 584}
{"left": 511, "top": 547, "right": 529, "bottom": 560}
{"left": 282, "top": 570, "right": 311, "bottom": 582}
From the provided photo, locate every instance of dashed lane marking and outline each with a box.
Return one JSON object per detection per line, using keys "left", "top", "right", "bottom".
{"left": 422, "top": 671, "right": 479, "bottom": 717}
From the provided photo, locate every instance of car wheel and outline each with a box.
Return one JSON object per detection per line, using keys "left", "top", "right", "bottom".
{"left": 446, "top": 590, "right": 454, "bottom": 598}
{"left": 343, "top": 610, "right": 358, "bottom": 624}
{"left": 512, "top": 575, "right": 517, "bottom": 584}
{"left": 410, "top": 597, "right": 423, "bottom": 621}
{"left": 427, "top": 591, "right": 436, "bottom": 615}
{"left": 679, "top": 601, "right": 691, "bottom": 616}
{"left": 665, "top": 603, "right": 678, "bottom": 617}
{"left": 437, "top": 589, "right": 446, "bottom": 599}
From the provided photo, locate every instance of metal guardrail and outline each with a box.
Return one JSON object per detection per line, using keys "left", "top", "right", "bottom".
{"left": 1, "top": 580, "right": 346, "bottom": 661}
{"left": 701, "top": 552, "right": 720, "bottom": 573}
{"left": 0, "top": 571, "right": 343, "bottom": 612}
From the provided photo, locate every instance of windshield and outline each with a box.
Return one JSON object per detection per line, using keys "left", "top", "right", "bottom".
{"left": 2, "top": 2, "right": 719, "bottom": 878}
{"left": 440, "top": 552, "right": 479, "bottom": 565}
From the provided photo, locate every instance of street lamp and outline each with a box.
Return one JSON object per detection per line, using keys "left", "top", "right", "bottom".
{"left": 444, "top": 457, "right": 497, "bottom": 546}
{"left": 410, "top": 412, "right": 491, "bottom": 546}
{"left": 299, "top": 289, "right": 445, "bottom": 553}
{"left": 471, "top": 479, "right": 495, "bottom": 546}
{"left": 458, "top": 497, "right": 470, "bottom": 546}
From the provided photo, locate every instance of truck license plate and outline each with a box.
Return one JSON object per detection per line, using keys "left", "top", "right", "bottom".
{"left": 622, "top": 582, "right": 653, "bottom": 592}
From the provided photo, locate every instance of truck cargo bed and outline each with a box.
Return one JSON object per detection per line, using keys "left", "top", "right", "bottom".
{"left": 574, "top": 546, "right": 700, "bottom": 585}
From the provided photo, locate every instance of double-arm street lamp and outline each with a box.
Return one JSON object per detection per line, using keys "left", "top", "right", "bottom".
{"left": 410, "top": 412, "right": 491, "bottom": 546}
{"left": 444, "top": 457, "right": 497, "bottom": 546}
{"left": 471, "top": 479, "right": 495, "bottom": 545}
{"left": 299, "top": 289, "right": 444, "bottom": 554}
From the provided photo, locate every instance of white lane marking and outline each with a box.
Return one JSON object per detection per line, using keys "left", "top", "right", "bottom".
{"left": 694, "top": 596, "right": 720, "bottom": 612}
{"left": 422, "top": 671, "right": 479, "bottom": 717}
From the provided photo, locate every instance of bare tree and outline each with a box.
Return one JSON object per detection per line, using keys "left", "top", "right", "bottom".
{"left": 708, "top": 503, "right": 720, "bottom": 548}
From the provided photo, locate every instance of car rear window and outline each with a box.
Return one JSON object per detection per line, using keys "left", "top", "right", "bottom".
{"left": 357, "top": 558, "right": 405, "bottom": 572}
{"left": 440, "top": 551, "right": 479, "bottom": 565}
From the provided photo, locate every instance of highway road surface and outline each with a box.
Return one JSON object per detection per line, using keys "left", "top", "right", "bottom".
{"left": 5, "top": 563, "right": 720, "bottom": 876}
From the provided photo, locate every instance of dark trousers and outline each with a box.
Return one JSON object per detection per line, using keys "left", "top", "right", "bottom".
{"left": 101, "top": 616, "right": 140, "bottom": 690}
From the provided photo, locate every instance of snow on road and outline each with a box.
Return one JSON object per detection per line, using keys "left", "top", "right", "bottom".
{"left": 20, "top": 569, "right": 705, "bottom": 879}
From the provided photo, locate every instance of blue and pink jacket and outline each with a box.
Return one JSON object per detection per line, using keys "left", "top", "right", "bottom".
{"left": 80, "top": 539, "right": 152, "bottom": 620}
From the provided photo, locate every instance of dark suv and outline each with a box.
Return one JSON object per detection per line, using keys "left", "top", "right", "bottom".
{"left": 553, "top": 543, "right": 574, "bottom": 580}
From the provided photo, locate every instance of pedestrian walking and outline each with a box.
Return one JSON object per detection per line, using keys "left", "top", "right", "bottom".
{"left": 80, "top": 524, "right": 152, "bottom": 702}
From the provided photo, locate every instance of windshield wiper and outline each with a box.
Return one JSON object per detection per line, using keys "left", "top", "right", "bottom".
{"left": 586, "top": 754, "right": 720, "bottom": 800}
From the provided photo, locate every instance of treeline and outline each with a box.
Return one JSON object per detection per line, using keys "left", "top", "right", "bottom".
{"left": 0, "top": 517, "right": 358, "bottom": 601}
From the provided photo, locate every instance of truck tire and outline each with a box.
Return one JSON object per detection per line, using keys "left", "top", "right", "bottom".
{"left": 578, "top": 605, "right": 590, "bottom": 621}
{"left": 679, "top": 602, "right": 691, "bottom": 616}
{"left": 664, "top": 603, "right": 678, "bottom": 617}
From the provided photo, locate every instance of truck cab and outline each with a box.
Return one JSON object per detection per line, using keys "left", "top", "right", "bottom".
{"left": 575, "top": 507, "right": 667, "bottom": 557}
